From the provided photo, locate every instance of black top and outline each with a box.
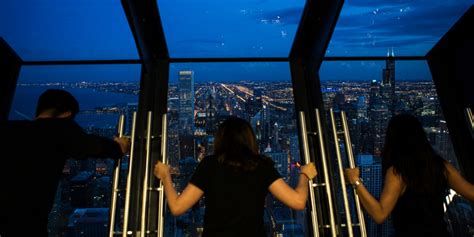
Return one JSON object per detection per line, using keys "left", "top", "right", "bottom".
{"left": 0, "top": 118, "right": 123, "bottom": 236}
{"left": 392, "top": 181, "right": 449, "bottom": 237}
{"left": 190, "top": 156, "right": 281, "bottom": 237}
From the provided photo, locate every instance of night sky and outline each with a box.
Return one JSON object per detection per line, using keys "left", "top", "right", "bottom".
{"left": 1, "top": 0, "right": 472, "bottom": 82}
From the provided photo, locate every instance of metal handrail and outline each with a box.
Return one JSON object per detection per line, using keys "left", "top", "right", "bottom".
{"left": 466, "top": 108, "right": 474, "bottom": 136}
{"left": 298, "top": 111, "right": 320, "bottom": 237}
{"left": 314, "top": 108, "right": 337, "bottom": 237}
{"left": 329, "top": 109, "right": 354, "bottom": 237}
{"left": 157, "top": 113, "right": 168, "bottom": 237}
{"left": 109, "top": 114, "right": 125, "bottom": 237}
{"left": 341, "top": 111, "right": 367, "bottom": 237}
{"left": 140, "top": 111, "right": 153, "bottom": 237}
{"left": 122, "top": 112, "right": 137, "bottom": 237}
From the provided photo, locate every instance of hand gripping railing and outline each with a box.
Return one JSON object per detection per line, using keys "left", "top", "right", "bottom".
{"left": 140, "top": 111, "right": 153, "bottom": 237}
{"left": 122, "top": 112, "right": 137, "bottom": 237}
{"left": 329, "top": 109, "right": 367, "bottom": 237}
{"left": 157, "top": 114, "right": 168, "bottom": 237}
{"left": 298, "top": 111, "right": 320, "bottom": 237}
{"left": 109, "top": 114, "right": 125, "bottom": 236}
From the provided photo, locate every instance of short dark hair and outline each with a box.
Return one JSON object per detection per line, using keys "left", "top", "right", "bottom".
{"left": 35, "top": 89, "right": 80, "bottom": 118}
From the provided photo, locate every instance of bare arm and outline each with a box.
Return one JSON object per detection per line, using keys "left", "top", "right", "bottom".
{"left": 345, "top": 167, "right": 404, "bottom": 224}
{"left": 445, "top": 162, "right": 474, "bottom": 201}
{"left": 268, "top": 163, "right": 317, "bottom": 211}
{"left": 154, "top": 162, "right": 204, "bottom": 216}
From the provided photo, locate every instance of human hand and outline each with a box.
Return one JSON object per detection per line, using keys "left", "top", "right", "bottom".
{"left": 114, "top": 136, "right": 131, "bottom": 154}
{"left": 301, "top": 162, "right": 317, "bottom": 180}
{"left": 154, "top": 161, "right": 170, "bottom": 181}
{"left": 344, "top": 168, "right": 360, "bottom": 185}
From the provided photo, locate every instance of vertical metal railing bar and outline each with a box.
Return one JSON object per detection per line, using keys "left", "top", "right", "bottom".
{"left": 140, "top": 111, "right": 153, "bottom": 237}
{"left": 109, "top": 114, "right": 126, "bottom": 236}
{"left": 123, "top": 112, "right": 137, "bottom": 237}
{"left": 340, "top": 111, "right": 367, "bottom": 237}
{"left": 329, "top": 109, "right": 354, "bottom": 237}
{"left": 466, "top": 108, "right": 474, "bottom": 136}
{"left": 157, "top": 114, "right": 168, "bottom": 237}
{"left": 298, "top": 111, "right": 320, "bottom": 237}
{"left": 314, "top": 108, "right": 337, "bottom": 237}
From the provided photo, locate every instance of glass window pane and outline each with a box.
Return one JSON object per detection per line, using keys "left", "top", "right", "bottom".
{"left": 165, "top": 62, "right": 307, "bottom": 236}
{"left": 319, "top": 60, "right": 473, "bottom": 236}
{"left": 9, "top": 64, "right": 141, "bottom": 235}
{"left": 0, "top": 0, "right": 139, "bottom": 61}
{"left": 157, "top": 0, "right": 305, "bottom": 58}
{"left": 326, "top": 0, "right": 472, "bottom": 56}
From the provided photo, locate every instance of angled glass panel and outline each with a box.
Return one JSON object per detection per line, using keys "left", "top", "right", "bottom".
{"left": 165, "top": 62, "right": 307, "bottom": 236}
{"left": 0, "top": 0, "right": 139, "bottom": 61}
{"left": 326, "top": 0, "right": 472, "bottom": 56}
{"left": 157, "top": 0, "right": 306, "bottom": 58}
{"left": 319, "top": 60, "right": 473, "bottom": 236}
{"left": 9, "top": 64, "right": 141, "bottom": 235}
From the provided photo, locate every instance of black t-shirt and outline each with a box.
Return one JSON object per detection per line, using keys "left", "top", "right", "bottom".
{"left": 392, "top": 183, "right": 450, "bottom": 237}
{"left": 190, "top": 156, "right": 281, "bottom": 237}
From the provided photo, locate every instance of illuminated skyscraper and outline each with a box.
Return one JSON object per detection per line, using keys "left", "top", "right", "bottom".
{"left": 357, "top": 154, "right": 394, "bottom": 237}
{"left": 178, "top": 70, "right": 195, "bottom": 159}
{"left": 179, "top": 70, "right": 195, "bottom": 135}
{"left": 381, "top": 49, "right": 396, "bottom": 114}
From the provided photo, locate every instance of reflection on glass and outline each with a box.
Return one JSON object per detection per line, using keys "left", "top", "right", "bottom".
{"left": 157, "top": 0, "right": 305, "bottom": 58}
{"left": 326, "top": 0, "right": 471, "bottom": 56}
{"left": 320, "top": 59, "right": 473, "bottom": 237}
{"left": 165, "top": 62, "right": 306, "bottom": 236}
{"left": 0, "top": 0, "right": 138, "bottom": 61}
{"left": 9, "top": 65, "right": 140, "bottom": 236}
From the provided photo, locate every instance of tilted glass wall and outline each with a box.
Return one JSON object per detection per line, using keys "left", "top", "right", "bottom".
{"left": 164, "top": 62, "right": 307, "bottom": 236}
{"left": 318, "top": 60, "right": 473, "bottom": 237}
{"left": 9, "top": 64, "right": 141, "bottom": 236}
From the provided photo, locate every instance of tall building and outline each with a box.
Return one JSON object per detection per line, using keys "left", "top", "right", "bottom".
{"left": 371, "top": 103, "right": 390, "bottom": 156}
{"left": 178, "top": 70, "right": 195, "bottom": 159}
{"left": 179, "top": 70, "right": 195, "bottom": 135}
{"left": 381, "top": 49, "right": 396, "bottom": 115}
{"left": 357, "top": 154, "right": 394, "bottom": 237}
{"left": 67, "top": 208, "right": 109, "bottom": 237}
{"left": 369, "top": 49, "right": 397, "bottom": 156}
{"left": 70, "top": 171, "right": 94, "bottom": 208}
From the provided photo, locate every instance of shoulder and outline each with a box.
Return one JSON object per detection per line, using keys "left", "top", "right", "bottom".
{"left": 1, "top": 120, "right": 32, "bottom": 130}
{"left": 385, "top": 166, "right": 406, "bottom": 192}
{"left": 40, "top": 118, "right": 83, "bottom": 132}
{"left": 385, "top": 166, "right": 403, "bottom": 183}
{"left": 258, "top": 155, "right": 275, "bottom": 167}
{"left": 1, "top": 120, "right": 34, "bottom": 141}
{"left": 199, "top": 155, "right": 218, "bottom": 167}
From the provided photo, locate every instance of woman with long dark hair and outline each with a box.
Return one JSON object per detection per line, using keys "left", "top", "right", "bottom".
{"left": 345, "top": 113, "right": 474, "bottom": 236}
{"left": 154, "top": 116, "right": 317, "bottom": 236}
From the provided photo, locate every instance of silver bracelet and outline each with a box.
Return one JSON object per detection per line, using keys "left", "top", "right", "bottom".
{"left": 352, "top": 178, "right": 363, "bottom": 189}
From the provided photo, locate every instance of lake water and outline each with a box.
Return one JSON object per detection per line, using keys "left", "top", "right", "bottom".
{"left": 10, "top": 85, "right": 138, "bottom": 128}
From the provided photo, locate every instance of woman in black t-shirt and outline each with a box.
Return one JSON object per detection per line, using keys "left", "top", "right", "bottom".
{"left": 154, "top": 116, "right": 317, "bottom": 237}
{"left": 345, "top": 114, "right": 474, "bottom": 237}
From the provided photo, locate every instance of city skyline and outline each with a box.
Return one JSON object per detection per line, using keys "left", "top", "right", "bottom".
{"left": 8, "top": 61, "right": 473, "bottom": 236}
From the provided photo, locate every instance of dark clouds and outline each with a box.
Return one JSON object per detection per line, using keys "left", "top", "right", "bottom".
{"left": 327, "top": 0, "right": 472, "bottom": 55}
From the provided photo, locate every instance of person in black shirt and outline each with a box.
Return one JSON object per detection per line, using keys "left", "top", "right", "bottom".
{"left": 0, "top": 89, "right": 130, "bottom": 237}
{"left": 154, "top": 116, "right": 317, "bottom": 237}
{"left": 345, "top": 114, "right": 474, "bottom": 237}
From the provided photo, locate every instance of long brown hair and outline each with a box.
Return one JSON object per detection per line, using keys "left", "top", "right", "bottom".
{"left": 214, "top": 116, "right": 269, "bottom": 171}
